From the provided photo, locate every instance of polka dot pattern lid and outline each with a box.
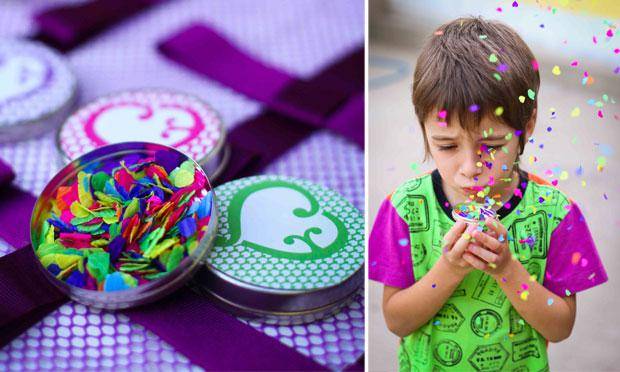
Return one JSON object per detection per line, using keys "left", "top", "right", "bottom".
{"left": 57, "top": 89, "right": 228, "bottom": 179}
{"left": 0, "top": 39, "right": 77, "bottom": 142}
{"left": 197, "top": 175, "right": 364, "bottom": 320}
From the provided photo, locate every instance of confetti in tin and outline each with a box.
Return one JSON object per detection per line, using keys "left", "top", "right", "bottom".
{"left": 452, "top": 202, "right": 497, "bottom": 225}
{"left": 30, "top": 142, "right": 217, "bottom": 309}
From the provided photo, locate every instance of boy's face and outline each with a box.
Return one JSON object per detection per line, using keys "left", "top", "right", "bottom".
{"left": 425, "top": 111, "right": 534, "bottom": 206}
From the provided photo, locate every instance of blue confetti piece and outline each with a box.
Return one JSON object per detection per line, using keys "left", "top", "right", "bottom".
{"left": 103, "top": 272, "right": 130, "bottom": 292}
{"left": 398, "top": 238, "right": 409, "bottom": 246}
{"left": 66, "top": 270, "right": 86, "bottom": 287}
{"left": 178, "top": 217, "right": 197, "bottom": 238}
{"left": 197, "top": 191, "right": 213, "bottom": 219}
{"left": 47, "top": 264, "right": 61, "bottom": 276}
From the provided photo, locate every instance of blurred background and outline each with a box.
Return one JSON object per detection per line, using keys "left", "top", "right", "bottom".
{"left": 369, "top": 0, "right": 619, "bottom": 370}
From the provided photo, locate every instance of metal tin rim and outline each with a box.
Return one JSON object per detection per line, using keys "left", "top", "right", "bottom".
{"left": 54, "top": 88, "right": 228, "bottom": 180}
{"left": 30, "top": 141, "right": 219, "bottom": 309}
{"left": 0, "top": 39, "right": 78, "bottom": 143}
{"left": 193, "top": 260, "right": 364, "bottom": 317}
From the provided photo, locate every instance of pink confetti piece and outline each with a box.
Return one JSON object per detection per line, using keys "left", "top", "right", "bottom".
{"left": 496, "top": 7, "right": 503, "bottom": 12}
{"left": 615, "top": 48, "right": 620, "bottom": 54}
{"left": 438, "top": 109, "right": 448, "bottom": 119}
{"left": 570, "top": 60, "right": 579, "bottom": 67}
{"left": 531, "top": 59, "right": 539, "bottom": 71}
{"left": 593, "top": 35, "right": 597, "bottom": 44}
{"left": 607, "top": 29, "right": 614, "bottom": 38}
{"left": 598, "top": 110, "right": 604, "bottom": 118}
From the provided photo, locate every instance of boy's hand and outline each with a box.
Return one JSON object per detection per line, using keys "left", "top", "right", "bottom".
{"left": 441, "top": 220, "right": 480, "bottom": 277}
{"left": 466, "top": 217, "right": 513, "bottom": 277}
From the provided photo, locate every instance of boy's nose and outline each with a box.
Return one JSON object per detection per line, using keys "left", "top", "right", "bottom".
{"left": 460, "top": 150, "right": 483, "bottom": 179}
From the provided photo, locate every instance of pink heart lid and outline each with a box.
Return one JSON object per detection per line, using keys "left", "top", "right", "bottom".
{"left": 57, "top": 89, "right": 228, "bottom": 180}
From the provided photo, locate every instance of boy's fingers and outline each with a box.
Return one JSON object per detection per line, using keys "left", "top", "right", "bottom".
{"left": 468, "top": 244, "right": 499, "bottom": 263}
{"left": 462, "top": 252, "right": 486, "bottom": 270}
{"left": 473, "top": 230, "right": 502, "bottom": 252}
{"left": 450, "top": 225, "right": 475, "bottom": 257}
{"left": 442, "top": 221, "right": 467, "bottom": 250}
{"left": 484, "top": 217, "right": 507, "bottom": 236}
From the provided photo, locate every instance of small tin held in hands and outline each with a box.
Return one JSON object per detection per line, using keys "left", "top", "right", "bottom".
{"left": 30, "top": 142, "right": 218, "bottom": 309}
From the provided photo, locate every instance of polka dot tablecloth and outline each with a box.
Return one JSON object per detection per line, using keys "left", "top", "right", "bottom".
{"left": 0, "top": 1, "right": 364, "bottom": 371}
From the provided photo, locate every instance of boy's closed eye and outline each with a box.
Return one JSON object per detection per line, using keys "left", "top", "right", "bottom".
{"left": 435, "top": 143, "right": 505, "bottom": 151}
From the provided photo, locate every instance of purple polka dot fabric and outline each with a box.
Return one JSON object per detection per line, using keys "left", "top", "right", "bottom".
{"left": 0, "top": 0, "right": 364, "bottom": 370}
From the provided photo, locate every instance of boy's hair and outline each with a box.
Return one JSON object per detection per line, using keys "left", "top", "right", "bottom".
{"left": 412, "top": 17, "right": 539, "bottom": 161}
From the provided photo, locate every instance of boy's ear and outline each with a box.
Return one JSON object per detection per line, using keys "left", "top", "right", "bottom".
{"left": 525, "top": 108, "right": 537, "bottom": 138}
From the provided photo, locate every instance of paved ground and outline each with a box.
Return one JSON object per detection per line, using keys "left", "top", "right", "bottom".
{"left": 368, "top": 33, "right": 620, "bottom": 372}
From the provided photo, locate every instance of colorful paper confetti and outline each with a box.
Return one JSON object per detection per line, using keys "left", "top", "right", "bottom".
{"left": 36, "top": 151, "right": 213, "bottom": 292}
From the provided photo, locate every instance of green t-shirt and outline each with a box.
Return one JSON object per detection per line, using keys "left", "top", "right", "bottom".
{"left": 391, "top": 170, "right": 570, "bottom": 372}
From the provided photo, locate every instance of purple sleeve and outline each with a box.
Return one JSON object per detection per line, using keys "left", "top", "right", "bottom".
{"left": 543, "top": 202, "right": 608, "bottom": 297}
{"left": 368, "top": 197, "right": 414, "bottom": 288}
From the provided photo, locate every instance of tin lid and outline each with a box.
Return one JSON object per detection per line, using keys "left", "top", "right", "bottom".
{"left": 195, "top": 175, "right": 364, "bottom": 320}
{"left": 0, "top": 39, "right": 77, "bottom": 142}
{"left": 56, "top": 89, "right": 228, "bottom": 180}
{"left": 30, "top": 142, "right": 218, "bottom": 309}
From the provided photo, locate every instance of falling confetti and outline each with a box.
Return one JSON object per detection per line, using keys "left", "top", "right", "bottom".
{"left": 570, "top": 107, "right": 580, "bottom": 117}
{"left": 552, "top": 65, "right": 562, "bottom": 75}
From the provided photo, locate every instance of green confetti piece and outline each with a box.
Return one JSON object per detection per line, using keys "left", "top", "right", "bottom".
{"left": 166, "top": 245, "right": 185, "bottom": 272}
{"left": 597, "top": 156, "right": 607, "bottom": 167}
{"left": 91, "top": 172, "right": 111, "bottom": 192}
{"left": 527, "top": 89, "right": 536, "bottom": 100}
{"left": 502, "top": 146, "right": 509, "bottom": 153}
{"left": 493, "top": 73, "right": 502, "bottom": 81}
{"left": 86, "top": 252, "right": 110, "bottom": 282}
{"left": 479, "top": 34, "right": 488, "bottom": 39}
{"left": 483, "top": 130, "right": 488, "bottom": 138}
{"left": 140, "top": 227, "right": 166, "bottom": 257}
{"left": 123, "top": 198, "right": 140, "bottom": 220}
{"left": 603, "top": 94, "right": 609, "bottom": 102}
{"left": 489, "top": 53, "right": 498, "bottom": 63}
{"left": 144, "top": 238, "right": 179, "bottom": 259}
{"left": 494, "top": 106, "right": 504, "bottom": 116}
{"left": 505, "top": 132, "right": 513, "bottom": 140}
{"left": 171, "top": 169, "right": 194, "bottom": 188}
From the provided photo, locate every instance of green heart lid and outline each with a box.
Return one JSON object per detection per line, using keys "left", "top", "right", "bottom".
{"left": 192, "top": 175, "right": 364, "bottom": 323}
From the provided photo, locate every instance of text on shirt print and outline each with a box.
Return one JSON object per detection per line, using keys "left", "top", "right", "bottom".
{"left": 467, "top": 343, "right": 509, "bottom": 371}
{"left": 433, "top": 339, "right": 463, "bottom": 367}
{"left": 509, "top": 210, "right": 548, "bottom": 264}
{"left": 472, "top": 271, "right": 508, "bottom": 308}
{"left": 394, "top": 193, "right": 429, "bottom": 232}
{"left": 433, "top": 303, "right": 465, "bottom": 333}
{"left": 470, "top": 309, "right": 503, "bottom": 337}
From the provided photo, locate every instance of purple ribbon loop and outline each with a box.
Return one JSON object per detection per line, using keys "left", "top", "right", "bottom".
{"left": 158, "top": 23, "right": 364, "bottom": 148}
{"left": 32, "top": 0, "right": 164, "bottom": 52}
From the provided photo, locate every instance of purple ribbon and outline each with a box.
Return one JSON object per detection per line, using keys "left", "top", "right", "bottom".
{"left": 159, "top": 23, "right": 364, "bottom": 148}
{"left": 32, "top": 0, "right": 164, "bottom": 52}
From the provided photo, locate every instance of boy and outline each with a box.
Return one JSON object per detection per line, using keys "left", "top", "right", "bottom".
{"left": 369, "top": 17, "right": 608, "bottom": 371}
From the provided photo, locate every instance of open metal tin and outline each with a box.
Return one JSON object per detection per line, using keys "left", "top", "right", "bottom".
{"left": 55, "top": 89, "right": 229, "bottom": 181}
{"left": 0, "top": 39, "right": 77, "bottom": 143}
{"left": 192, "top": 175, "right": 365, "bottom": 324}
{"left": 30, "top": 142, "right": 218, "bottom": 309}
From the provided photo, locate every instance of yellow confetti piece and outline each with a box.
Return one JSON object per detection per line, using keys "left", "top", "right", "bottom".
{"left": 518, "top": 95, "right": 525, "bottom": 103}
{"left": 529, "top": 275, "right": 536, "bottom": 282}
{"left": 559, "top": 171, "right": 569, "bottom": 180}
{"left": 552, "top": 65, "right": 562, "bottom": 75}
{"left": 173, "top": 169, "right": 194, "bottom": 188}
{"left": 520, "top": 290, "right": 529, "bottom": 301}
{"left": 462, "top": 233, "right": 471, "bottom": 240}
{"left": 570, "top": 107, "right": 580, "bottom": 117}
{"left": 476, "top": 161, "right": 483, "bottom": 167}
{"left": 489, "top": 53, "right": 498, "bottom": 63}
{"left": 494, "top": 106, "right": 504, "bottom": 116}
{"left": 581, "top": 180, "right": 587, "bottom": 187}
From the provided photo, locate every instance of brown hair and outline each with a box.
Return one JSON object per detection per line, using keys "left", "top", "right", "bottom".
{"left": 412, "top": 16, "right": 540, "bottom": 161}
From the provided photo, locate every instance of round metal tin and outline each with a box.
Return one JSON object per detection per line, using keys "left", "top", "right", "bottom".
{"left": 56, "top": 89, "right": 228, "bottom": 180}
{"left": 0, "top": 39, "right": 77, "bottom": 143}
{"left": 30, "top": 142, "right": 218, "bottom": 309}
{"left": 194, "top": 175, "right": 364, "bottom": 324}
{"left": 452, "top": 202, "right": 497, "bottom": 224}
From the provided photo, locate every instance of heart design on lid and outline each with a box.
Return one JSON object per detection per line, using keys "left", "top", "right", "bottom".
{"left": 217, "top": 180, "right": 348, "bottom": 261}
{"left": 83, "top": 101, "right": 205, "bottom": 148}
{"left": 0, "top": 54, "right": 52, "bottom": 105}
